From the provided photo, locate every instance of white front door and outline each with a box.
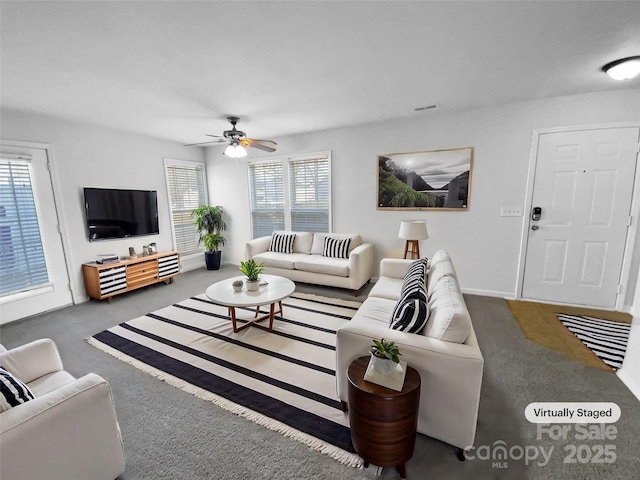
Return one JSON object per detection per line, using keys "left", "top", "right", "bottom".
{"left": 522, "top": 127, "right": 639, "bottom": 309}
{"left": 0, "top": 142, "right": 73, "bottom": 324}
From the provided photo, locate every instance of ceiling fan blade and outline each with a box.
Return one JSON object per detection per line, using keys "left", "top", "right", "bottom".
{"left": 240, "top": 138, "right": 278, "bottom": 152}
{"left": 204, "top": 134, "right": 228, "bottom": 140}
{"left": 184, "top": 140, "right": 227, "bottom": 147}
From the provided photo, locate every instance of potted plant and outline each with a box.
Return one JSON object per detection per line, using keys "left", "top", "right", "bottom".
{"left": 370, "top": 338, "right": 402, "bottom": 373}
{"left": 192, "top": 205, "right": 227, "bottom": 270}
{"left": 232, "top": 279, "right": 244, "bottom": 292}
{"left": 239, "top": 259, "right": 264, "bottom": 291}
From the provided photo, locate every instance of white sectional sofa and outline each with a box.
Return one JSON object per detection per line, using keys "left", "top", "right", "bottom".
{"left": 246, "top": 231, "right": 375, "bottom": 295}
{"left": 336, "top": 251, "right": 484, "bottom": 455}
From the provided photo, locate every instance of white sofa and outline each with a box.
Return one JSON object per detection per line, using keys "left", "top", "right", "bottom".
{"left": 0, "top": 339, "right": 126, "bottom": 480}
{"left": 246, "top": 231, "right": 375, "bottom": 295}
{"left": 336, "top": 251, "right": 484, "bottom": 454}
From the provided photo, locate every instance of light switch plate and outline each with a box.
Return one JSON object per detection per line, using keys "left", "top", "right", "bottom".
{"left": 501, "top": 207, "right": 523, "bottom": 217}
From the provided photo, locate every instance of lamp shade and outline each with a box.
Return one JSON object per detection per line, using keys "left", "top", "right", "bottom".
{"left": 398, "top": 220, "right": 428, "bottom": 240}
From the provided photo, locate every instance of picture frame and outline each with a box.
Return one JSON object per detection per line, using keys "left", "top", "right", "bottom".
{"left": 377, "top": 147, "right": 473, "bottom": 210}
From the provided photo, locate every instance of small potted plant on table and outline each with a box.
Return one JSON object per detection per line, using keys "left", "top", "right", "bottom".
{"left": 370, "top": 338, "right": 402, "bottom": 373}
{"left": 239, "top": 259, "right": 264, "bottom": 291}
{"left": 232, "top": 279, "right": 244, "bottom": 292}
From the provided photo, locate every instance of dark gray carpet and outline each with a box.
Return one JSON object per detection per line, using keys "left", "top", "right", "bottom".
{"left": 1, "top": 264, "right": 639, "bottom": 479}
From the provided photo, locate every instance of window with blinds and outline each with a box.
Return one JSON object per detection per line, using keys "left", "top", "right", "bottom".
{"left": 248, "top": 161, "right": 285, "bottom": 238}
{"left": 164, "top": 160, "right": 207, "bottom": 255}
{"left": 0, "top": 159, "right": 50, "bottom": 296}
{"left": 248, "top": 153, "right": 331, "bottom": 238}
{"left": 289, "top": 157, "right": 329, "bottom": 232}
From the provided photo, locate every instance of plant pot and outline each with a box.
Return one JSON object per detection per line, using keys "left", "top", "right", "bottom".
{"left": 370, "top": 353, "right": 396, "bottom": 374}
{"left": 204, "top": 251, "right": 221, "bottom": 270}
{"left": 245, "top": 279, "right": 260, "bottom": 291}
{"left": 232, "top": 284, "right": 243, "bottom": 292}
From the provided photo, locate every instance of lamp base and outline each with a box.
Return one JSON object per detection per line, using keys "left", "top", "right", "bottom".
{"left": 403, "top": 240, "right": 420, "bottom": 260}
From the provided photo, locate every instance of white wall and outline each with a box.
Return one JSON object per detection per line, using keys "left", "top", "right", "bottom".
{"left": 1, "top": 109, "right": 205, "bottom": 304}
{"left": 617, "top": 269, "right": 640, "bottom": 401}
{"left": 207, "top": 89, "right": 640, "bottom": 306}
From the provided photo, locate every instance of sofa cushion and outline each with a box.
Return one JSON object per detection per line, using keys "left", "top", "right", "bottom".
{"left": 350, "top": 297, "right": 396, "bottom": 327}
{"left": 252, "top": 251, "right": 309, "bottom": 270}
{"left": 310, "top": 233, "right": 362, "bottom": 255}
{"left": 424, "top": 275, "right": 471, "bottom": 343}
{"left": 0, "top": 366, "right": 35, "bottom": 412}
{"left": 427, "top": 254, "right": 458, "bottom": 297}
{"left": 268, "top": 232, "right": 296, "bottom": 254}
{"left": 295, "top": 255, "right": 350, "bottom": 277}
{"left": 322, "top": 237, "right": 351, "bottom": 259}
{"left": 368, "top": 276, "right": 404, "bottom": 301}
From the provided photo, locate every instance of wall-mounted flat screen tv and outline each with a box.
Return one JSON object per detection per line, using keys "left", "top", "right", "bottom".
{"left": 84, "top": 187, "right": 159, "bottom": 241}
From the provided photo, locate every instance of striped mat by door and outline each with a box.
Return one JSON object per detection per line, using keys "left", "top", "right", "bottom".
{"left": 557, "top": 314, "right": 631, "bottom": 370}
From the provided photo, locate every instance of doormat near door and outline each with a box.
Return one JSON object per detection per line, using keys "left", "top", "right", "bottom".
{"left": 507, "top": 300, "right": 631, "bottom": 372}
{"left": 557, "top": 314, "right": 631, "bottom": 370}
{"left": 87, "top": 292, "right": 364, "bottom": 467}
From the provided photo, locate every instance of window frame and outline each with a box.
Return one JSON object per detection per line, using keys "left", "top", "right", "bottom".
{"left": 163, "top": 158, "right": 208, "bottom": 258}
{"left": 247, "top": 151, "right": 332, "bottom": 238}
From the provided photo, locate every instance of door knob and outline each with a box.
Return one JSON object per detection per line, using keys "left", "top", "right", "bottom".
{"left": 531, "top": 225, "right": 539, "bottom": 231}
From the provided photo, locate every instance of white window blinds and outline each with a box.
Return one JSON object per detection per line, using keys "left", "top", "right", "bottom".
{"left": 289, "top": 156, "right": 330, "bottom": 232}
{"left": 165, "top": 161, "right": 206, "bottom": 255}
{"left": 248, "top": 161, "right": 285, "bottom": 238}
{"left": 0, "top": 158, "right": 50, "bottom": 296}
{"left": 248, "top": 153, "right": 331, "bottom": 238}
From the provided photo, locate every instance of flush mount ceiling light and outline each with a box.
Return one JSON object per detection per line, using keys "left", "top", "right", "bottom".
{"left": 601, "top": 56, "right": 640, "bottom": 81}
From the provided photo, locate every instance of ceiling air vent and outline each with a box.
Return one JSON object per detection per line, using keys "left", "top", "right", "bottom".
{"left": 414, "top": 104, "right": 438, "bottom": 112}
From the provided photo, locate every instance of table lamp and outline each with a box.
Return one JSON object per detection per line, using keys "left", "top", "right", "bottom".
{"left": 398, "top": 220, "right": 428, "bottom": 259}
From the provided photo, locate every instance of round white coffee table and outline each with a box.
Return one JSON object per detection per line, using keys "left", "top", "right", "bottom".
{"left": 205, "top": 274, "right": 296, "bottom": 333}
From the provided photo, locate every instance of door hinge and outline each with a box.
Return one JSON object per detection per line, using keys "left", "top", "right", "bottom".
{"left": 617, "top": 284, "right": 623, "bottom": 295}
{"left": 628, "top": 215, "right": 633, "bottom": 226}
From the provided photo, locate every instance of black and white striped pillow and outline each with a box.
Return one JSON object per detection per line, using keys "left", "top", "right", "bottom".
{"left": 390, "top": 259, "right": 429, "bottom": 333}
{"left": 401, "top": 259, "right": 428, "bottom": 295}
{"left": 268, "top": 233, "right": 296, "bottom": 254}
{"left": 322, "top": 237, "right": 351, "bottom": 259}
{"left": 0, "top": 366, "right": 35, "bottom": 412}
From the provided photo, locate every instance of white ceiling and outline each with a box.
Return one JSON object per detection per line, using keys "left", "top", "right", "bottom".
{"left": 1, "top": 1, "right": 639, "bottom": 145}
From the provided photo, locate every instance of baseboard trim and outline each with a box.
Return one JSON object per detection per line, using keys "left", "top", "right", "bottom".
{"left": 461, "top": 287, "right": 512, "bottom": 299}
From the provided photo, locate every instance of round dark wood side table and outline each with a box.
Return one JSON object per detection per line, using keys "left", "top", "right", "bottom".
{"left": 347, "top": 356, "right": 421, "bottom": 479}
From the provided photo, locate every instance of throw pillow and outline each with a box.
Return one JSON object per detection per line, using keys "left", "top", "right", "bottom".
{"left": 390, "top": 262, "right": 429, "bottom": 334}
{"left": 322, "top": 237, "right": 351, "bottom": 259}
{"left": 268, "top": 232, "right": 296, "bottom": 254}
{"left": 0, "top": 366, "right": 35, "bottom": 412}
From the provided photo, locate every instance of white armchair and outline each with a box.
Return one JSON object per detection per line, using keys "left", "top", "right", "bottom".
{"left": 0, "top": 339, "right": 126, "bottom": 480}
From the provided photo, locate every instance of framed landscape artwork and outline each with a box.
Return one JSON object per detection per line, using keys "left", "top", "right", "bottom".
{"left": 377, "top": 147, "right": 474, "bottom": 210}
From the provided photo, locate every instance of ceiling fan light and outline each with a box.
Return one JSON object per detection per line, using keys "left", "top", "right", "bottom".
{"left": 224, "top": 143, "right": 247, "bottom": 158}
{"left": 602, "top": 56, "right": 640, "bottom": 81}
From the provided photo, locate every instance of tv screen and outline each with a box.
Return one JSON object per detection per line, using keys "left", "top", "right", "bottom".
{"left": 84, "top": 188, "right": 159, "bottom": 241}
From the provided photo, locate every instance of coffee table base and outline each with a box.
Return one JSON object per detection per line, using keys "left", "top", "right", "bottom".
{"left": 228, "top": 301, "right": 284, "bottom": 333}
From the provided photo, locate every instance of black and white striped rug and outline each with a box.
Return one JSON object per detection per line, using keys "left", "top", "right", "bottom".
{"left": 88, "top": 292, "right": 363, "bottom": 467}
{"left": 557, "top": 314, "right": 631, "bottom": 370}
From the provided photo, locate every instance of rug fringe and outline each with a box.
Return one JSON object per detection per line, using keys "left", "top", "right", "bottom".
{"left": 86, "top": 337, "right": 364, "bottom": 469}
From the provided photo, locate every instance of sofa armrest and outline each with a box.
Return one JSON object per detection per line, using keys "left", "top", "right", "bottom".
{"left": 0, "top": 373, "right": 126, "bottom": 480}
{"left": 246, "top": 236, "right": 272, "bottom": 259}
{"left": 336, "top": 321, "right": 483, "bottom": 400}
{"left": 348, "top": 243, "right": 374, "bottom": 289}
{"left": 379, "top": 258, "right": 413, "bottom": 279}
{"left": 0, "top": 339, "right": 64, "bottom": 383}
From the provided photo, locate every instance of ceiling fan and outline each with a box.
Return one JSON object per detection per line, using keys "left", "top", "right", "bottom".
{"left": 184, "top": 116, "right": 277, "bottom": 158}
